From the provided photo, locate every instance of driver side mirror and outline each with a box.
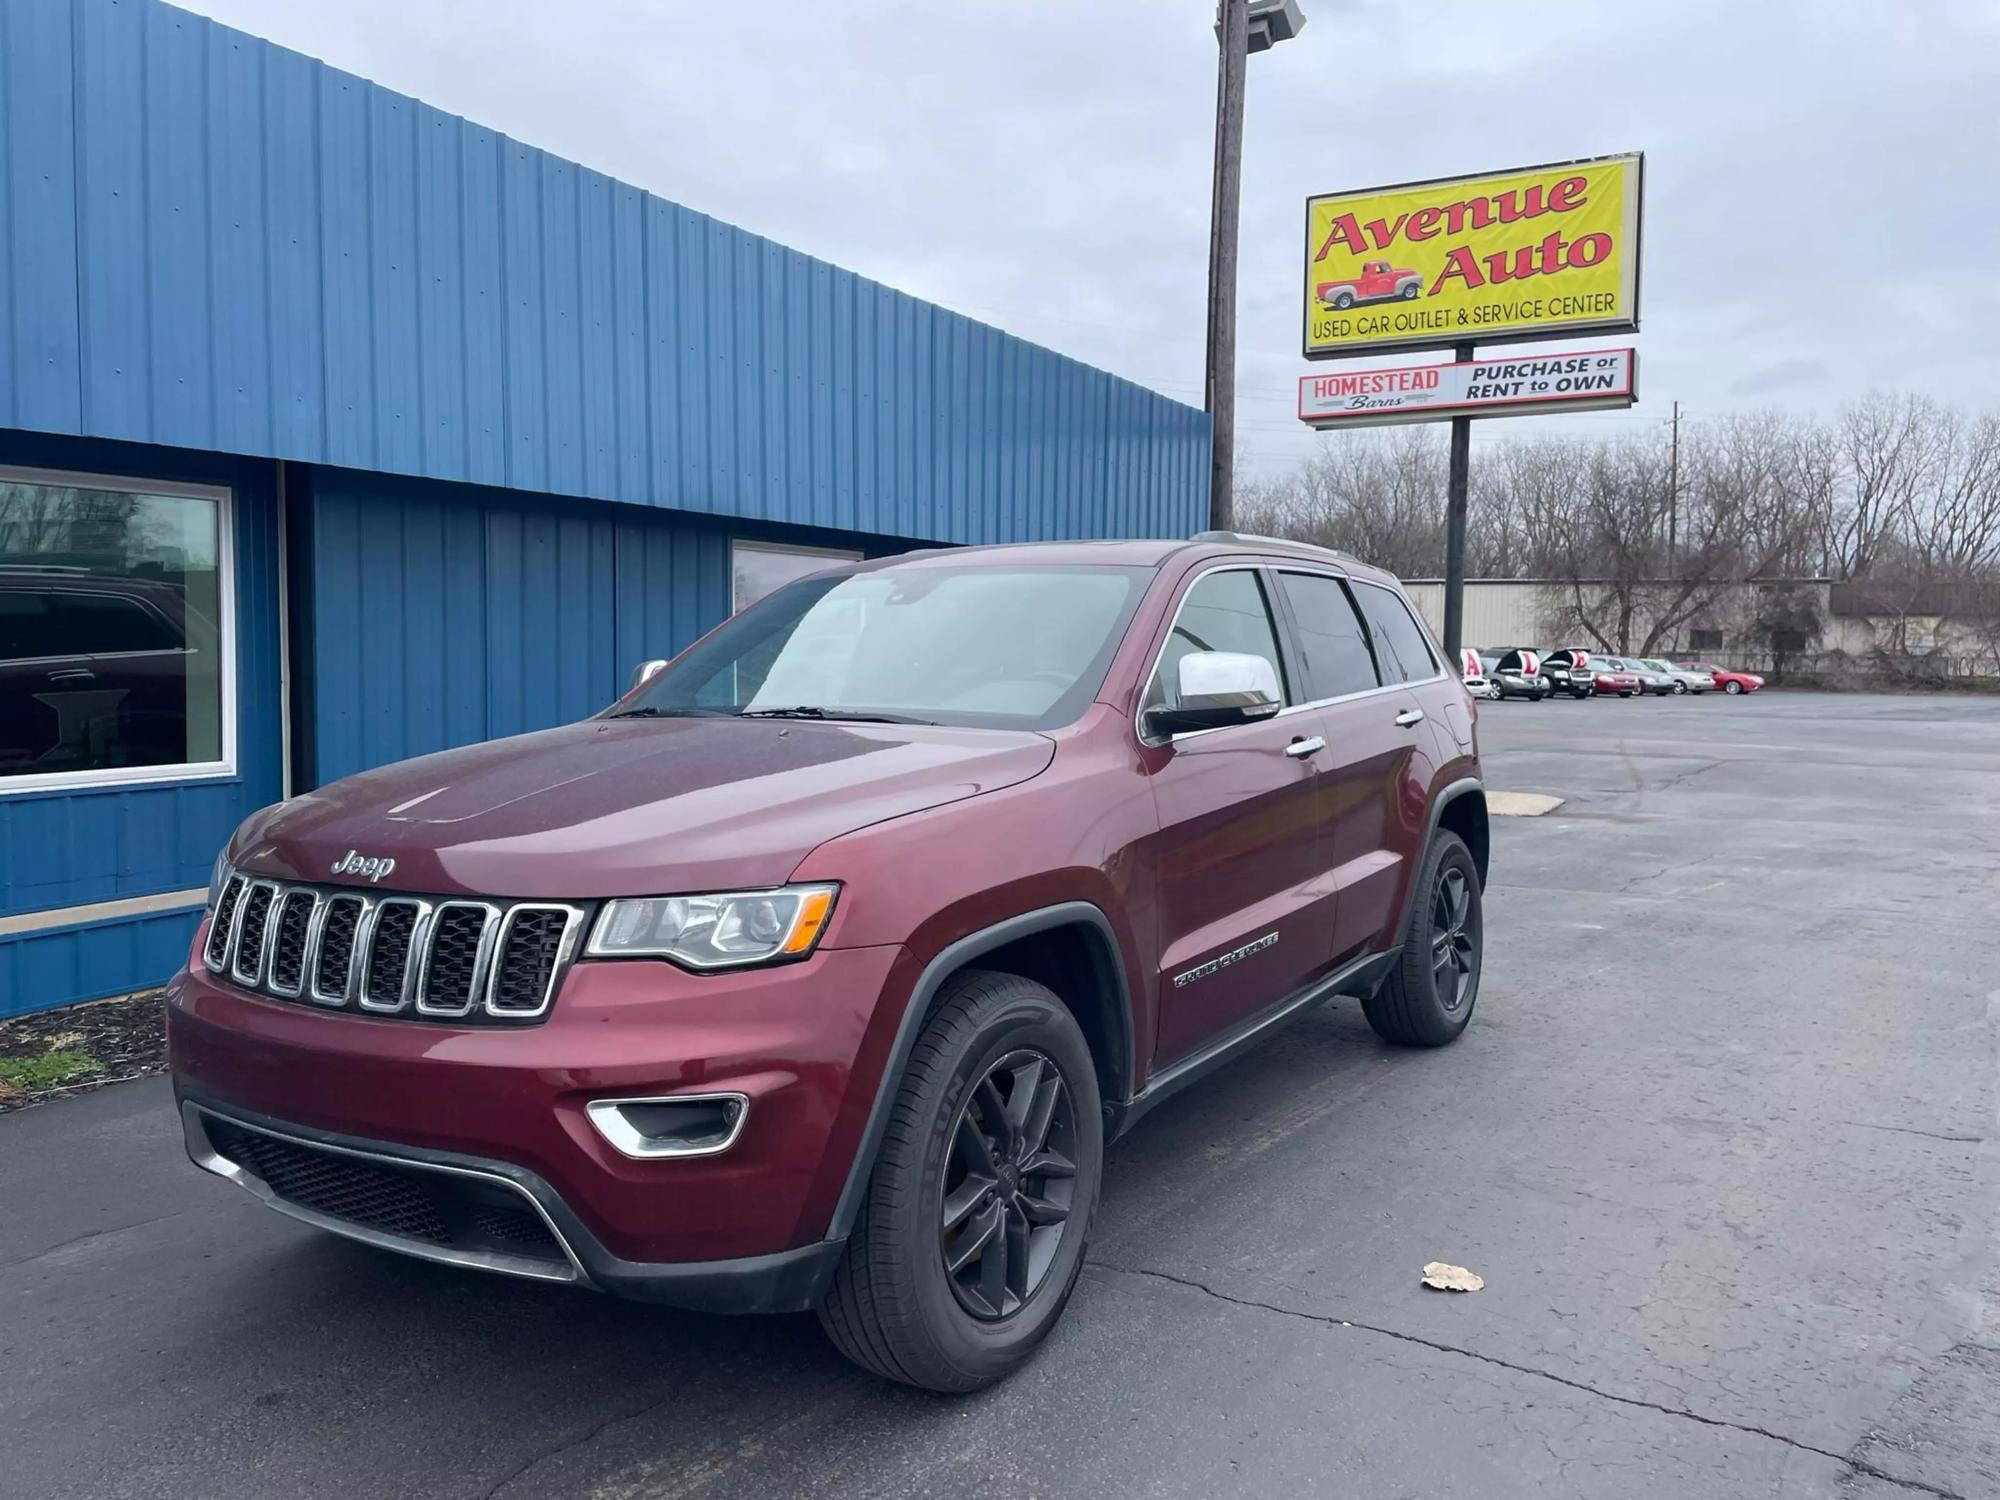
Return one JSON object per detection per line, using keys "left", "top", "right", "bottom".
{"left": 627, "top": 658, "right": 669, "bottom": 693}
{"left": 1144, "top": 651, "right": 1282, "bottom": 738}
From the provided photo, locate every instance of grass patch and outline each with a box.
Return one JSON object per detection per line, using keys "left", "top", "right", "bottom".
{"left": 0, "top": 1048, "right": 100, "bottom": 1092}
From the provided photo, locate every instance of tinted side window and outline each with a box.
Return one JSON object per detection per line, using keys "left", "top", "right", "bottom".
{"left": 1354, "top": 584, "right": 1438, "bottom": 684}
{"left": 1275, "top": 571, "right": 1379, "bottom": 700}
{"left": 55, "top": 592, "right": 182, "bottom": 653}
{"left": 1148, "top": 569, "right": 1288, "bottom": 712}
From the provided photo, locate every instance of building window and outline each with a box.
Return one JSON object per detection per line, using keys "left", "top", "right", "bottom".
{"left": 731, "top": 539, "right": 863, "bottom": 613}
{"left": 0, "top": 467, "right": 234, "bottom": 793}
{"left": 1689, "top": 628, "right": 1724, "bottom": 650}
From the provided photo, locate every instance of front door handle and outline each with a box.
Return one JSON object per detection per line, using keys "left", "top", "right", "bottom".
{"left": 1393, "top": 708, "right": 1425, "bottom": 728}
{"left": 1284, "top": 735, "right": 1326, "bottom": 759}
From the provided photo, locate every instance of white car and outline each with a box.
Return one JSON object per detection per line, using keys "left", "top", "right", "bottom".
{"left": 1638, "top": 657, "right": 1715, "bottom": 694}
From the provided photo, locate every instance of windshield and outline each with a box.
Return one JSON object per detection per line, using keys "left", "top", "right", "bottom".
{"left": 1641, "top": 659, "right": 1673, "bottom": 673}
{"left": 617, "top": 563, "right": 1151, "bottom": 730}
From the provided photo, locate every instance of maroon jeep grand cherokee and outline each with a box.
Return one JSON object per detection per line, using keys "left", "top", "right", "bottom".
{"left": 168, "top": 533, "right": 1487, "bottom": 1391}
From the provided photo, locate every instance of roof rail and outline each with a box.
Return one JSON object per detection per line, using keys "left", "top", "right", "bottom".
{"left": 1190, "top": 530, "right": 1361, "bottom": 566}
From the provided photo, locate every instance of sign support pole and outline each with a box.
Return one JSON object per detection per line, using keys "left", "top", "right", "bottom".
{"left": 1204, "top": 0, "right": 1249, "bottom": 531}
{"left": 1442, "top": 341, "right": 1474, "bottom": 659}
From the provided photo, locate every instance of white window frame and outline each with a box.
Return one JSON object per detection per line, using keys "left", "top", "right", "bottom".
{"left": 0, "top": 464, "right": 238, "bottom": 797}
{"left": 730, "top": 538, "right": 862, "bottom": 614}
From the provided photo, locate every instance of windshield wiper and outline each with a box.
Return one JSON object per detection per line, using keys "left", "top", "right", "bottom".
{"left": 738, "top": 705, "right": 937, "bottom": 726}
{"left": 605, "top": 705, "right": 738, "bottom": 720}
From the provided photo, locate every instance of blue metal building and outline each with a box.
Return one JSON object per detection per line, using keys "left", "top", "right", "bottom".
{"left": 0, "top": 0, "right": 1210, "bottom": 1016}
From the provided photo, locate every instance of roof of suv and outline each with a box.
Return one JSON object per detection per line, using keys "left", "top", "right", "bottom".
{"left": 833, "top": 535, "right": 1403, "bottom": 589}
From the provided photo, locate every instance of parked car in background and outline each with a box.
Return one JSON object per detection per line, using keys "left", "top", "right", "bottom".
{"left": 1537, "top": 648, "right": 1596, "bottom": 699}
{"left": 1476, "top": 650, "right": 1551, "bottom": 701}
{"left": 1598, "top": 656, "right": 1677, "bottom": 696}
{"left": 1639, "top": 658, "right": 1714, "bottom": 694}
{"left": 1591, "top": 663, "right": 1642, "bottom": 697}
{"left": 1458, "top": 648, "right": 1500, "bottom": 701}
{"left": 1677, "top": 660, "right": 1764, "bottom": 695}
{"left": 167, "top": 534, "right": 1490, "bottom": 1393}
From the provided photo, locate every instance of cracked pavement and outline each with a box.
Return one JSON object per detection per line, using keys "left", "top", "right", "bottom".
{"left": 4, "top": 692, "right": 1998, "bottom": 1498}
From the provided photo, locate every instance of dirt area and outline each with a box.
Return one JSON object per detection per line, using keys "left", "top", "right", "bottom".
{"left": 0, "top": 991, "right": 168, "bottom": 1110}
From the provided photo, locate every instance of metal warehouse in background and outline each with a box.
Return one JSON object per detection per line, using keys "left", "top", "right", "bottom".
{"left": 0, "top": 0, "right": 1211, "bottom": 1015}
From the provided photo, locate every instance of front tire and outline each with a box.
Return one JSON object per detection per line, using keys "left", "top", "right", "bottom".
{"left": 1673, "top": 681, "right": 1688, "bottom": 694}
{"left": 1362, "top": 831, "right": 1482, "bottom": 1047}
{"left": 1724, "top": 680, "right": 1743, "bottom": 695}
{"left": 818, "top": 970, "right": 1103, "bottom": 1392}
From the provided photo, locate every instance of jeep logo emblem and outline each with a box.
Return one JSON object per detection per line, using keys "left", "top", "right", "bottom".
{"left": 331, "top": 850, "right": 397, "bottom": 884}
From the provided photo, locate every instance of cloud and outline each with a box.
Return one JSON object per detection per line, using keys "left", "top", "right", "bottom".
{"left": 178, "top": 0, "right": 2000, "bottom": 477}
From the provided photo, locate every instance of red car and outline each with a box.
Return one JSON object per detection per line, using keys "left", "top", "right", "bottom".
{"left": 1315, "top": 259, "right": 1423, "bottom": 309}
{"left": 169, "top": 534, "right": 1488, "bottom": 1392}
{"left": 1677, "top": 660, "right": 1764, "bottom": 695}
{"left": 1591, "top": 666, "right": 1641, "bottom": 697}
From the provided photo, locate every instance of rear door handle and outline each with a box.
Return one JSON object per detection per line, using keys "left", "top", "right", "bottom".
{"left": 1393, "top": 709, "right": 1425, "bottom": 728}
{"left": 1284, "top": 736, "right": 1326, "bottom": 759}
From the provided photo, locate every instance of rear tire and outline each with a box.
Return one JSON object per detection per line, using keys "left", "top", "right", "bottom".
{"left": 817, "top": 970, "right": 1102, "bottom": 1392}
{"left": 1362, "top": 831, "right": 1482, "bottom": 1047}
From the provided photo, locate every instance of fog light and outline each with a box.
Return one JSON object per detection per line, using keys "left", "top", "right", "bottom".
{"left": 586, "top": 1094, "right": 748, "bottom": 1160}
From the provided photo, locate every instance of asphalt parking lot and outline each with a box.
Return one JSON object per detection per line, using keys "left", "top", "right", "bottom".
{"left": 5, "top": 691, "right": 1997, "bottom": 1499}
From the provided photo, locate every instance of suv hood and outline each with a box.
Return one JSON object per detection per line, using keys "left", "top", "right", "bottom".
{"left": 233, "top": 716, "right": 1055, "bottom": 898}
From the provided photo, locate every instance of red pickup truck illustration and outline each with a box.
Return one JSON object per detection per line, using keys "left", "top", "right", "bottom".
{"left": 1315, "top": 260, "right": 1423, "bottom": 309}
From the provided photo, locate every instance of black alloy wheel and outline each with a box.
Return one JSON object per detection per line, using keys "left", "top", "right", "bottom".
{"left": 1431, "top": 866, "right": 1477, "bottom": 1013}
{"left": 1360, "top": 829, "right": 1482, "bottom": 1046}
{"left": 940, "top": 1049, "right": 1078, "bottom": 1321}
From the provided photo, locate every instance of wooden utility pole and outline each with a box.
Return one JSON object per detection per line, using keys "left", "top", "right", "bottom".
{"left": 1666, "top": 399, "right": 1681, "bottom": 569}
{"left": 1204, "top": 0, "right": 1249, "bottom": 530}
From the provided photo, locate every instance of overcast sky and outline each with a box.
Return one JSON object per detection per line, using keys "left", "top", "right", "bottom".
{"left": 181, "top": 0, "right": 2000, "bottom": 476}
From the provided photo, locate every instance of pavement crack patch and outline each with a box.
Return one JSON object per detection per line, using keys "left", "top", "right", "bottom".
{"left": 477, "top": 1371, "right": 700, "bottom": 1500}
{"left": 1092, "top": 1261, "right": 1967, "bottom": 1500}
{"left": 1, "top": 1208, "right": 193, "bottom": 1270}
{"left": 1617, "top": 852, "right": 1717, "bottom": 894}
{"left": 1837, "top": 1120, "right": 1985, "bottom": 1145}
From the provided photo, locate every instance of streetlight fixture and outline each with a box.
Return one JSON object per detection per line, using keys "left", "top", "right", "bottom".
{"left": 1205, "top": 0, "right": 1304, "bottom": 530}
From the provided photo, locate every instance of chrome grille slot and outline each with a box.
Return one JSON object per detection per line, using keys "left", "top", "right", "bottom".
{"left": 486, "top": 906, "right": 579, "bottom": 1017}
{"left": 311, "top": 896, "right": 365, "bottom": 1005}
{"left": 204, "top": 875, "right": 247, "bottom": 971}
{"left": 229, "top": 882, "right": 279, "bottom": 986}
{"left": 266, "top": 891, "right": 318, "bottom": 997}
{"left": 417, "top": 902, "right": 499, "bottom": 1016}
{"left": 359, "top": 900, "right": 427, "bottom": 1012}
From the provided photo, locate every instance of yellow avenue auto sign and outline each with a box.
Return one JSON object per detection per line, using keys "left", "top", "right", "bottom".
{"left": 1303, "top": 154, "right": 1642, "bottom": 359}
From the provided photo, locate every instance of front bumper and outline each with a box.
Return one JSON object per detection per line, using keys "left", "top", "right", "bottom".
{"left": 178, "top": 1094, "right": 844, "bottom": 1311}
{"left": 166, "top": 935, "right": 913, "bottom": 1308}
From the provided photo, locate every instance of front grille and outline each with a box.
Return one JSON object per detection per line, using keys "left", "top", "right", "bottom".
{"left": 361, "top": 902, "right": 421, "bottom": 1010}
{"left": 419, "top": 904, "right": 492, "bottom": 1015}
{"left": 267, "top": 891, "right": 316, "bottom": 995}
{"left": 202, "top": 1116, "right": 567, "bottom": 1267}
{"left": 313, "top": 897, "right": 363, "bottom": 1001}
{"left": 205, "top": 878, "right": 246, "bottom": 969}
{"left": 203, "top": 874, "right": 580, "bottom": 1024}
{"left": 491, "top": 909, "right": 571, "bottom": 1014}
{"left": 231, "top": 884, "right": 277, "bottom": 984}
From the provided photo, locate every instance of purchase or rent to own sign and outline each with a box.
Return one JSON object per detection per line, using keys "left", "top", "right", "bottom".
{"left": 1298, "top": 348, "right": 1637, "bottom": 429}
{"left": 1303, "top": 155, "right": 1642, "bottom": 359}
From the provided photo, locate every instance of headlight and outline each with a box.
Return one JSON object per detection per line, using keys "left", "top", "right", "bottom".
{"left": 586, "top": 884, "right": 838, "bottom": 969}
{"left": 206, "top": 851, "right": 233, "bottom": 909}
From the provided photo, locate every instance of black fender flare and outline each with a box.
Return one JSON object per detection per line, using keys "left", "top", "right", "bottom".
{"left": 1391, "top": 777, "right": 1486, "bottom": 942}
{"left": 823, "top": 900, "right": 1133, "bottom": 1243}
